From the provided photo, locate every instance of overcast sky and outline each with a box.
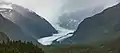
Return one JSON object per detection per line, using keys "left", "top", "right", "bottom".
{"left": 2, "top": 0, "right": 119, "bottom": 24}
{"left": 1, "top": 0, "right": 120, "bottom": 45}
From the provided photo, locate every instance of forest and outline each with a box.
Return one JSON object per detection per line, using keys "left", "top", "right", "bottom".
{"left": 0, "top": 40, "right": 44, "bottom": 53}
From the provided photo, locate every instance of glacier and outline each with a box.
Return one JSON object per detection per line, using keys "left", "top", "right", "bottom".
{"left": 38, "top": 26, "right": 74, "bottom": 45}
{"left": 0, "top": 0, "right": 120, "bottom": 45}
{"left": 37, "top": 1, "right": 120, "bottom": 45}
{"left": 0, "top": 2, "right": 57, "bottom": 44}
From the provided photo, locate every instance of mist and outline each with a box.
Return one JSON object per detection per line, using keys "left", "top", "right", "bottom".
{"left": 2, "top": 0, "right": 120, "bottom": 45}
{"left": 3, "top": 0, "right": 119, "bottom": 24}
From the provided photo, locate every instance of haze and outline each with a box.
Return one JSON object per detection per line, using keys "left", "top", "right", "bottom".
{"left": 1, "top": 0, "right": 120, "bottom": 45}
{"left": 3, "top": 0, "right": 119, "bottom": 24}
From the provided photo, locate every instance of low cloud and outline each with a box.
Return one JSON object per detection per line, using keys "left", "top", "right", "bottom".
{"left": 1, "top": 0, "right": 120, "bottom": 45}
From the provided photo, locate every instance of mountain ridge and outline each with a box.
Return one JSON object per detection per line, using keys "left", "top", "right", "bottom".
{"left": 0, "top": 3, "right": 58, "bottom": 45}
{"left": 59, "top": 2, "right": 120, "bottom": 45}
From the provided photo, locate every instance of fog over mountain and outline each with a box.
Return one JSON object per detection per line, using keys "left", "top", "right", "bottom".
{"left": 0, "top": 2, "right": 57, "bottom": 45}
{"left": 70, "top": 3, "right": 120, "bottom": 44}
{"left": 4, "top": 0, "right": 120, "bottom": 24}
{"left": 1, "top": 0, "right": 120, "bottom": 45}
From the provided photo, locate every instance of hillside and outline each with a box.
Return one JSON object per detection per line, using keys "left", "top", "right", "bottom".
{"left": 69, "top": 3, "right": 120, "bottom": 44}
{"left": 0, "top": 32, "right": 120, "bottom": 53}
{"left": 43, "top": 38, "right": 120, "bottom": 53}
{"left": 0, "top": 32, "right": 9, "bottom": 41}
{"left": 0, "top": 40, "right": 44, "bottom": 53}
{"left": 0, "top": 3, "right": 58, "bottom": 44}
{"left": 0, "top": 31, "right": 44, "bottom": 53}
{"left": 42, "top": 3, "right": 120, "bottom": 53}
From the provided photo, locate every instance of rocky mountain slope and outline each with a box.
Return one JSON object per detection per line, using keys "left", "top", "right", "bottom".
{"left": 0, "top": 3, "right": 57, "bottom": 44}
{"left": 71, "top": 3, "right": 120, "bottom": 44}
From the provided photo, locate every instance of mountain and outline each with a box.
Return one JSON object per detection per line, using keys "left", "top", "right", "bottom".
{"left": 0, "top": 32, "right": 9, "bottom": 41}
{"left": 0, "top": 40, "right": 44, "bottom": 53}
{"left": 0, "top": 14, "right": 37, "bottom": 43}
{"left": 58, "top": 5, "right": 105, "bottom": 30}
{"left": 63, "top": 3, "right": 120, "bottom": 44}
{"left": 0, "top": 3, "right": 57, "bottom": 44}
{"left": 43, "top": 38, "right": 120, "bottom": 53}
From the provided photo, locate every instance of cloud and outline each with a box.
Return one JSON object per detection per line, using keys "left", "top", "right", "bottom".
{"left": 4, "top": 0, "right": 62, "bottom": 24}
{"left": 61, "top": 0, "right": 119, "bottom": 13}
{"left": 3, "top": 0, "right": 120, "bottom": 24}
{"left": 2, "top": 0, "right": 120, "bottom": 45}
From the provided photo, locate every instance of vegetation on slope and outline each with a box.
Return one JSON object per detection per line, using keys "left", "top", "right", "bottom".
{"left": 0, "top": 32, "right": 120, "bottom": 53}
{"left": 43, "top": 38, "right": 120, "bottom": 53}
{"left": 0, "top": 40, "right": 44, "bottom": 53}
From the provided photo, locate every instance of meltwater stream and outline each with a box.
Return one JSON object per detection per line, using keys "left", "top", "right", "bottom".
{"left": 2, "top": 0, "right": 120, "bottom": 45}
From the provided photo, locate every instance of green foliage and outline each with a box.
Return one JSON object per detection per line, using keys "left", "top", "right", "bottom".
{"left": 0, "top": 40, "right": 44, "bottom": 53}
{"left": 43, "top": 38, "right": 120, "bottom": 53}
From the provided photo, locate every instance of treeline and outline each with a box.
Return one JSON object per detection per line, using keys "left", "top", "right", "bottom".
{"left": 0, "top": 40, "right": 44, "bottom": 53}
